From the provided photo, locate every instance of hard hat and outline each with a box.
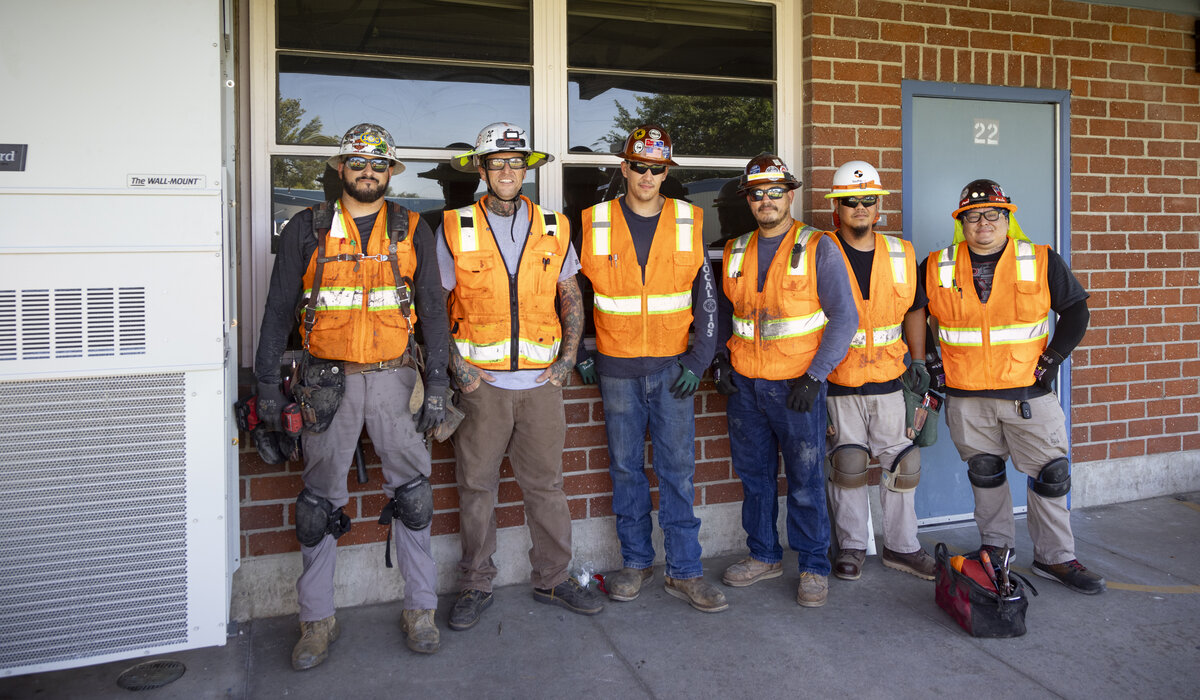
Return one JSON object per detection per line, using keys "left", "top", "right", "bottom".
{"left": 737, "top": 153, "right": 800, "bottom": 195}
{"left": 327, "top": 123, "right": 404, "bottom": 173}
{"left": 713, "top": 178, "right": 744, "bottom": 207}
{"left": 619, "top": 124, "right": 679, "bottom": 166}
{"left": 951, "top": 178, "right": 1018, "bottom": 219}
{"left": 417, "top": 143, "right": 481, "bottom": 183}
{"left": 824, "top": 160, "right": 890, "bottom": 199}
{"left": 450, "top": 122, "right": 553, "bottom": 172}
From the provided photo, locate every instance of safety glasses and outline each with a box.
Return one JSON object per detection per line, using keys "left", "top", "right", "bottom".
{"left": 839, "top": 195, "right": 878, "bottom": 208}
{"left": 343, "top": 156, "right": 391, "bottom": 173}
{"left": 485, "top": 156, "right": 529, "bottom": 171}
{"left": 962, "top": 209, "right": 1004, "bottom": 223}
{"left": 748, "top": 186, "right": 789, "bottom": 201}
{"left": 626, "top": 161, "right": 667, "bottom": 175}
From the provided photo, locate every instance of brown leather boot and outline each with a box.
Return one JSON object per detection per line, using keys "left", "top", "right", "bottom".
{"left": 291, "top": 616, "right": 340, "bottom": 671}
{"left": 606, "top": 567, "right": 654, "bottom": 601}
{"left": 664, "top": 576, "right": 729, "bottom": 613}
{"left": 400, "top": 609, "right": 440, "bottom": 654}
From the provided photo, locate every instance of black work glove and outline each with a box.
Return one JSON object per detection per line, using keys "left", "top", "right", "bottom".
{"left": 256, "top": 381, "right": 286, "bottom": 432}
{"left": 711, "top": 354, "right": 738, "bottom": 396}
{"left": 414, "top": 383, "right": 447, "bottom": 433}
{"left": 902, "top": 359, "right": 931, "bottom": 396}
{"left": 925, "top": 353, "right": 946, "bottom": 391}
{"left": 576, "top": 356, "right": 598, "bottom": 385}
{"left": 1034, "top": 348, "right": 1065, "bottom": 392}
{"left": 671, "top": 362, "right": 701, "bottom": 399}
{"left": 787, "top": 373, "right": 822, "bottom": 413}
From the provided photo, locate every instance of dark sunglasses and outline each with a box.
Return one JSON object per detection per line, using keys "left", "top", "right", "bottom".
{"left": 343, "top": 156, "right": 391, "bottom": 173}
{"left": 485, "top": 156, "right": 529, "bottom": 171}
{"left": 748, "top": 186, "right": 789, "bottom": 201}
{"left": 839, "top": 196, "right": 878, "bottom": 208}
{"left": 626, "top": 161, "right": 667, "bottom": 175}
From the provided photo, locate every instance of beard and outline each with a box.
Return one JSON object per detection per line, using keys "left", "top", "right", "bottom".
{"left": 848, "top": 221, "right": 871, "bottom": 237}
{"left": 342, "top": 172, "right": 387, "bottom": 203}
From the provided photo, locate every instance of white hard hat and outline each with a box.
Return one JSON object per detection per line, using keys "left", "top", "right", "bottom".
{"left": 450, "top": 122, "right": 553, "bottom": 172}
{"left": 824, "top": 160, "right": 889, "bottom": 199}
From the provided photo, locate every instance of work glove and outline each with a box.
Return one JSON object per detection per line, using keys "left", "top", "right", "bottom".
{"left": 902, "top": 359, "right": 931, "bottom": 396}
{"left": 1034, "top": 348, "right": 1065, "bottom": 393}
{"left": 711, "top": 354, "right": 738, "bottom": 396}
{"left": 925, "top": 353, "right": 946, "bottom": 391}
{"left": 256, "top": 381, "right": 286, "bottom": 432}
{"left": 576, "top": 356, "right": 598, "bottom": 385}
{"left": 787, "top": 373, "right": 822, "bottom": 413}
{"left": 414, "top": 382, "right": 447, "bottom": 433}
{"left": 671, "top": 363, "right": 701, "bottom": 399}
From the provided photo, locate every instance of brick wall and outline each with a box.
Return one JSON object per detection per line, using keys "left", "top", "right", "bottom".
{"left": 801, "top": 0, "right": 1199, "bottom": 464}
{"left": 238, "top": 0, "right": 1198, "bottom": 559}
{"left": 237, "top": 378, "right": 743, "bottom": 559}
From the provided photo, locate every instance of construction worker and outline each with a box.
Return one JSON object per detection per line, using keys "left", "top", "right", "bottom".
{"left": 437, "top": 122, "right": 604, "bottom": 630}
{"left": 714, "top": 153, "right": 857, "bottom": 607}
{"left": 254, "top": 123, "right": 450, "bottom": 669}
{"left": 822, "top": 160, "right": 936, "bottom": 582}
{"left": 576, "top": 125, "right": 725, "bottom": 613}
{"left": 923, "top": 179, "right": 1105, "bottom": 594}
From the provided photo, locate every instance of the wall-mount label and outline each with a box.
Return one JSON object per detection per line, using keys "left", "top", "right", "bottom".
{"left": 128, "top": 174, "right": 207, "bottom": 188}
{"left": 0, "top": 144, "right": 29, "bottom": 171}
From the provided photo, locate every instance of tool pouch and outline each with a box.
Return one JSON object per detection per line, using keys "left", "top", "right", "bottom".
{"left": 293, "top": 354, "right": 345, "bottom": 434}
{"left": 903, "top": 387, "right": 941, "bottom": 447}
{"left": 934, "top": 542, "right": 1036, "bottom": 638}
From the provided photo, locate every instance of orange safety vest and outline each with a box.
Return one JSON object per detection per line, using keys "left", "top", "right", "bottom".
{"left": 925, "top": 239, "right": 1050, "bottom": 390}
{"left": 300, "top": 202, "right": 419, "bottom": 363}
{"left": 722, "top": 222, "right": 828, "bottom": 381}
{"left": 443, "top": 195, "right": 570, "bottom": 371}
{"left": 580, "top": 198, "right": 705, "bottom": 358}
{"left": 827, "top": 233, "right": 916, "bottom": 387}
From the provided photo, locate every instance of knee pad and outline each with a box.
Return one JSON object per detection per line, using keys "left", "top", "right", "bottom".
{"left": 829, "top": 444, "right": 870, "bottom": 489}
{"left": 295, "top": 488, "right": 351, "bottom": 547}
{"left": 882, "top": 444, "right": 921, "bottom": 493}
{"left": 378, "top": 475, "right": 433, "bottom": 531}
{"left": 966, "top": 454, "right": 1006, "bottom": 489}
{"left": 1029, "top": 457, "right": 1071, "bottom": 498}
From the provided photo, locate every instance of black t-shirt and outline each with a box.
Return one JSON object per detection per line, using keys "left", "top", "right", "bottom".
{"left": 828, "top": 234, "right": 928, "bottom": 396}
{"left": 919, "top": 239, "right": 1089, "bottom": 400}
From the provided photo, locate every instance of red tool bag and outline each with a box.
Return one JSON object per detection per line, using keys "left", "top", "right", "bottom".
{"left": 934, "top": 542, "right": 1036, "bottom": 638}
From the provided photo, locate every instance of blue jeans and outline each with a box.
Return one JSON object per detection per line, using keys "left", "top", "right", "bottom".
{"left": 726, "top": 371, "right": 831, "bottom": 576}
{"left": 599, "top": 364, "right": 703, "bottom": 579}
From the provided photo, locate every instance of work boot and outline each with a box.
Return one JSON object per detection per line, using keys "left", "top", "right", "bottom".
{"left": 1032, "top": 559, "right": 1106, "bottom": 595}
{"left": 291, "top": 615, "right": 340, "bottom": 671}
{"left": 882, "top": 547, "right": 937, "bottom": 581}
{"left": 532, "top": 578, "right": 605, "bottom": 615}
{"left": 448, "top": 589, "right": 493, "bottom": 631}
{"left": 664, "top": 576, "right": 729, "bottom": 613}
{"left": 399, "top": 609, "right": 440, "bottom": 654}
{"left": 833, "top": 548, "right": 866, "bottom": 580}
{"left": 795, "top": 572, "right": 828, "bottom": 608}
{"left": 606, "top": 566, "right": 654, "bottom": 602}
{"left": 721, "top": 557, "right": 783, "bottom": 587}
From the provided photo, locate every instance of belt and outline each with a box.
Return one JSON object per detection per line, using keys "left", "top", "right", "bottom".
{"left": 342, "top": 354, "right": 412, "bottom": 375}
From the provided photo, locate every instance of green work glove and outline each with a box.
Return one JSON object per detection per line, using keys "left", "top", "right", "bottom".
{"left": 576, "top": 357, "right": 598, "bottom": 385}
{"left": 903, "top": 359, "right": 930, "bottom": 396}
{"left": 671, "top": 363, "right": 701, "bottom": 399}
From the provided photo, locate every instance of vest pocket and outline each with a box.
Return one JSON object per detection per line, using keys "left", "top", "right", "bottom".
{"left": 456, "top": 252, "right": 495, "bottom": 299}
{"left": 672, "top": 251, "right": 699, "bottom": 288}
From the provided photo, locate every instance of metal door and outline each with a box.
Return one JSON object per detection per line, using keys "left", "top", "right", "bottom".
{"left": 901, "top": 82, "right": 1071, "bottom": 524}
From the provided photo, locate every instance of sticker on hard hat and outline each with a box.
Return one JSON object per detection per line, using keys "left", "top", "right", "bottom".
{"left": 632, "top": 141, "right": 644, "bottom": 154}
{"left": 766, "top": 166, "right": 779, "bottom": 173}
{"left": 853, "top": 169, "right": 864, "bottom": 178}
{"left": 749, "top": 164, "right": 762, "bottom": 174}
{"left": 642, "top": 140, "right": 669, "bottom": 160}
{"left": 633, "top": 128, "right": 646, "bottom": 140}
{"left": 360, "top": 132, "right": 384, "bottom": 147}
{"left": 648, "top": 128, "right": 661, "bottom": 140}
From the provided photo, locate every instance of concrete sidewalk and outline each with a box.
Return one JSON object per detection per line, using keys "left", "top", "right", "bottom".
{"left": 3, "top": 492, "right": 1199, "bottom": 699}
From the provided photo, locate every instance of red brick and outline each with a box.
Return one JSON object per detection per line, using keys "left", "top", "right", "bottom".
{"left": 1073, "top": 21, "right": 1109, "bottom": 40}
{"left": 703, "top": 481, "right": 744, "bottom": 505}
{"left": 431, "top": 511, "right": 459, "bottom": 536}
{"left": 589, "top": 447, "right": 611, "bottom": 471}
{"left": 1128, "top": 418, "right": 1163, "bottom": 438}
{"left": 904, "top": 4, "right": 947, "bottom": 24}
{"left": 834, "top": 17, "right": 881, "bottom": 40}
{"left": 248, "top": 530, "right": 299, "bottom": 557}
{"left": 564, "top": 424, "right": 608, "bottom": 448}
{"left": 588, "top": 495, "right": 613, "bottom": 517}
{"left": 1109, "top": 402, "right": 1145, "bottom": 423}
{"left": 564, "top": 402, "right": 590, "bottom": 424}
{"left": 432, "top": 485, "right": 459, "bottom": 510}
{"left": 1111, "top": 25, "right": 1147, "bottom": 44}
{"left": 249, "top": 474, "right": 305, "bottom": 501}
{"left": 1147, "top": 436, "right": 1182, "bottom": 454}
{"left": 1146, "top": 362, "right": 1181, "bottom": 381}
{"left": 951, "top": 8, "right": 993, "bottom": 29}
{"left": 705, "top": 438, "right": 731, "bottom": 460}
{"left": 813, "top": 37, "right": 858, "bottom": 59}
{"left": 496, "top": 504, "right": 525, "bottom": 529}
{"left": 564, "top": 471, "right": 613, "bottom": 496}
{"left": 1166, "top": 416, "right": 1199, "bottom": 433}
{"left": 1109, "top": 439, "right": 1146, "bottom": 459}
{"left": 695, "top": 460, "right": 731, "bottom": 483}
{"left": 568, "top": 497, "right": 587, "bottom": 520}
{"left": 1089, "top": 421, "right": 1127, "bottom": 441}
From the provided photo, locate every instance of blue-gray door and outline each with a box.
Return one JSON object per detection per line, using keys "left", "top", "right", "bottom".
{"left": 901, "top": 82, "right": 1071, "bottom": 524}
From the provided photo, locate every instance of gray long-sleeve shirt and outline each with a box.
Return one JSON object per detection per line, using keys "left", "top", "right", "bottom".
{"left": 716, "top": 228, "right": 857, "bottom": 381}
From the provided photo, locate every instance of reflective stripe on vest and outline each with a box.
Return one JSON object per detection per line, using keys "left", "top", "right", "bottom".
{"left": 939, "top": 318, "right": 1049, "bottom": 347}
{"left": 848, "top": 323, "right": 903, "bottom": 349}
{"left": 883, "top": 234, "right": 906, "bottom": 285}
{"left": 938, "top": 239, "right": 1037, "bottom": 288}
{"left": 731, "top": 226, "right": 826, "bottom": 340}
{"left": 453, "top": 336, "right": 560, "bottom": 366}
{"left": 591, "top": 199, "right": 694, "bottom": 317}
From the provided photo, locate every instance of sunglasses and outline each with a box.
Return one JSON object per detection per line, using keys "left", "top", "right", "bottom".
{"left": 748, "top": 186, "right": 789, "bottom": 201}
{"left": 839, "top": 196, "right": 878, "bottom": 208}
{"left": 962, "top": 209, "right": 1005, "bottom": 223}
{"left": 343, "top": 156, "right": 391, "bottom": 173}
{"left": 626, "top": 161, "right": 667, "bottom": 175}
{"left": 485, "top": 155, "right": 529, "bottom": 171}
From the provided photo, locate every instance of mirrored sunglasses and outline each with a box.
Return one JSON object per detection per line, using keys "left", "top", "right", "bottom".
{"left": 839, "top": 196, "right": 878, "bottom": 208}
{"left": 344, "top": 156, "right": 391, "bottom": 173}
{"left": 485, "top": 156, "right": 529, "bottom": 171}
{"left": 749, "top": 186, "right": 789, "bottom": 201}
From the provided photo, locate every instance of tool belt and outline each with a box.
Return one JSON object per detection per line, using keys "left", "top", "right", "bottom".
{"left": 342, "top": 354, "right": 413, "bottom": 375}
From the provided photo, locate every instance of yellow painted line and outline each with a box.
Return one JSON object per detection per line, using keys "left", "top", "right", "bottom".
{"left": 1010, "top": 567, "right": 1200, "bottom": 595}
{"left": 1178, "top": 500, "right": 1200, "bottom": 514}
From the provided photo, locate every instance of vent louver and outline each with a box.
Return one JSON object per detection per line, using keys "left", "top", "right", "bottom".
{"left": 0, "top": 287, "right": 147, "bottom": 361}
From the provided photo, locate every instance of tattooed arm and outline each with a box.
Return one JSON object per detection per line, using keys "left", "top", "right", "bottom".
{"left": 444, "top": 288, "right": 494, "bottom": 393}
{"left": 537, "top": 275, "right": 584, "bottom": 387}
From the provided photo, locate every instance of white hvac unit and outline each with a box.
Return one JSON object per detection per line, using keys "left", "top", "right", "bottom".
{"left": 0, "top": 0, "right": 238, "bottom": 677}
